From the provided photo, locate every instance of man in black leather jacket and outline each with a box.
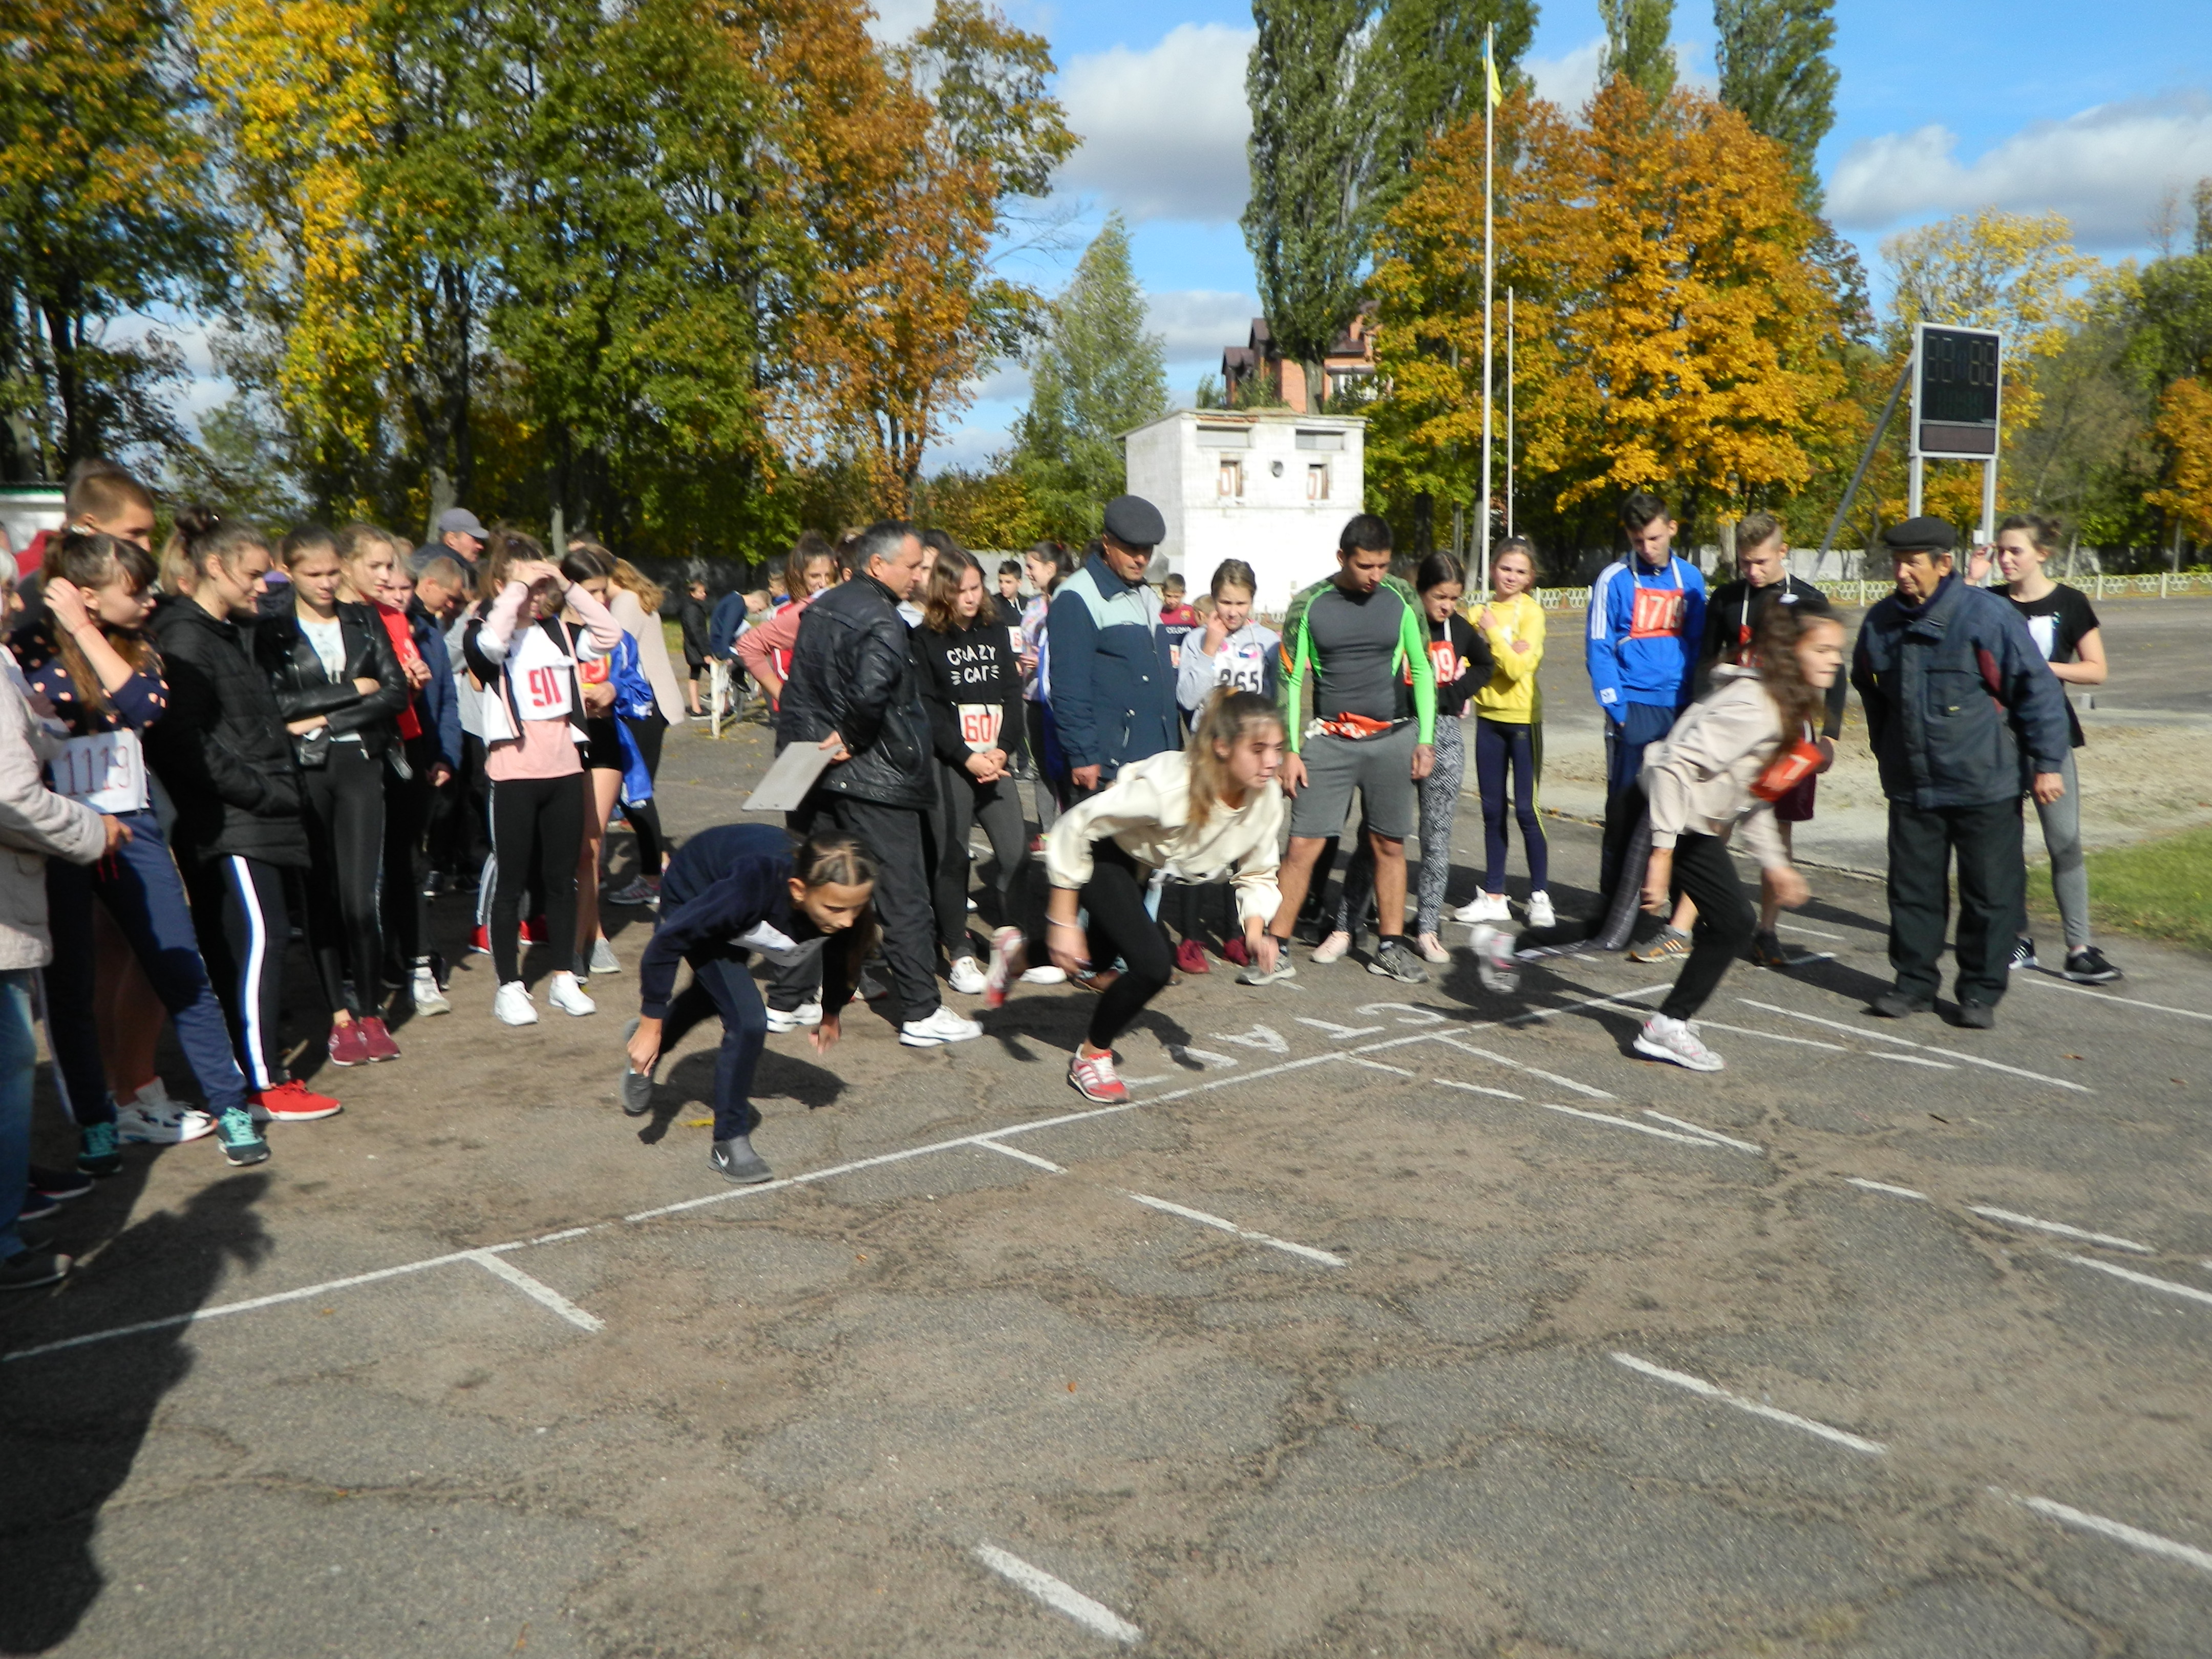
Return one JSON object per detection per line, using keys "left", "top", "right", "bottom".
{"left": 776, "top": 521, "right": 979, "bottom": 1048}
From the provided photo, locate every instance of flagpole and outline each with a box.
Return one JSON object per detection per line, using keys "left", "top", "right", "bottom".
{"left": 1506, "top": 285, "right": 1515, "bottom": 539}
{"left": 1479, "top": 25, "right": 1495, "bottom": 599}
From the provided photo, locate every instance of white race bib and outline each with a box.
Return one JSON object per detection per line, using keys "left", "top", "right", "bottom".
{"left": 509, "top": 626, "right": 574, "bottom": 722}
{"left": 1218, "top": 642, "right": 1268, "bottom": 694}
{"left": 957, "top": 703, "right": 1004, "bottom": 752}
{"left": 54, "top": 729, "right": 150, "bottom": 813}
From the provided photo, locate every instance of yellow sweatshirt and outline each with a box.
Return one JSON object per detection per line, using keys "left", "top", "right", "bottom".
{"left": 1468, "top": 591, "right": 1545, "bottom": 723}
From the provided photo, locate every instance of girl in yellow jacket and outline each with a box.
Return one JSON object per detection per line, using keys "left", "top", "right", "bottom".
{"left": 1455, "top": 538, "right": 1551, "bottom": 928}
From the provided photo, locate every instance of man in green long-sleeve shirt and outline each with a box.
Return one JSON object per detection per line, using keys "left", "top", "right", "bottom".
{"left": 1252, "top": 514, "right": 1436, "bottom": 986}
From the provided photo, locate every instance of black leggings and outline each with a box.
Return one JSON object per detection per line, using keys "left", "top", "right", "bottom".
{"left": 488, "top": 773, "right": 584, "bottom": 983}
{"left": 301, "top": 742, "right": 388, "bottom": 1012}
{"left": 1080, "top": 841, "right": 1174, "bottom": 1052}
{"left": 185, "top": 854, "right": 295, "bottom": 1091}
{"left": 383, "top": 736, "right": 438, "bottom": 973}
{"left": 621, "top": 713, "right": 669, "bottom": 876}
{"left": 1657, "top": 832, "right": 1757, "bottom": 1022}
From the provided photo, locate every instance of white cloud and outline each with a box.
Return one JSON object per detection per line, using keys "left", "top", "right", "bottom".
{"left": 864, "top": 0, "right": 936, "bottom": 44}
{"left": 1145, "top": 288, "right": 1260, "bottom": 367}
{"left": 1056, "top": 23, "right": 1254, "bottom": 224}
{"left": 1830, "top": 92, "right": 2212, "bottom": 248}
{"left": 1526, "top": 36, "right": 1604, "bottom": 112}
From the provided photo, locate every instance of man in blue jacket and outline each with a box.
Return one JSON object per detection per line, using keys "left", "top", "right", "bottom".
{"left": 1853, "top": 517, "right": 2070, "bottom": 1028}
{"left": 1585, "top": 491, "right": 1707, "bottom": 948}
{"left": 1048, "top": 496, "right": 1180, "bottom": 795}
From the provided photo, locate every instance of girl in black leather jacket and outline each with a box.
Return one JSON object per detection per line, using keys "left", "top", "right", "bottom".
{"left": 259, "top": 524, "right": 410, "bottom": 1068}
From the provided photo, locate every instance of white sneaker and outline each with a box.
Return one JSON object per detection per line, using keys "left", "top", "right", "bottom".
{"left": 494, "top": 981, "right": 539, "bottom": 1026}
{"left": 1019, "top": 965, "right": 1067, "bottom": 985}
{"left": 588, "top": 936, "right": 621, "bottom": 975}
{"left": 1526, "top": 891, "right": 1557, "bottom": 929}
{"left": 947, "top": 956, "right": 989, "bottom": 995}
{"left": 1470, "top": 924, "right": 1520, "bottom": 994}
{"left": 765, "top": 1001, "right": 823, "bottom": 1033}
{"left": 1311, "top": 929, "right": 1353, "bottom": 964}
{"left": 1633, "top": 1013, "right": 1725, "bottom": 1072}
{"left": 900, "top": 1006, "right": 983, "bottom": 1047}
{"left": 410, "top": 965, "right": 451, "bottom": 1016}
{"left": 115, "top": 1094, "right": 215, "bottom": 1145}
{"left": 547, "top": 971, "right": 597, "bottom": 1017}
{"left": 1454, "top": 892, "right": 1511, "bottom": 924}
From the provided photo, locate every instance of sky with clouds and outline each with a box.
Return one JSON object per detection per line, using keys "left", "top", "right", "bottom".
{"left": 925, "top": 0, "right": 2212, "bottom": 473}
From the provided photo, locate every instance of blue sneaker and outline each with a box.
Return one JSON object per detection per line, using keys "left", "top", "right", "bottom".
{"left": 77, "top": 1120, "right": 121, "bottom": 1178}
{"left": 215, "top": 1107, "right": 270, "bottom": 1167}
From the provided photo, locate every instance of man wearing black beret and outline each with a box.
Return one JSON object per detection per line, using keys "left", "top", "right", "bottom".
{"left": 1048, "top": 495, "right": 1181, "bottom": 796}
{"left": 1850, "top": 516, "right": 2071, "bottom": 1028}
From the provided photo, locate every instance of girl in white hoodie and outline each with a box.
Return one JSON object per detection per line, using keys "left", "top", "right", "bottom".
{"left": 1475, "top": 600, "right": 1845, "bottom": 1071}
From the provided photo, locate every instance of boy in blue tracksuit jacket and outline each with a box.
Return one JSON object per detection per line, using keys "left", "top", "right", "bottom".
{"left": 1585, "top": 492, "right": 1707, "bottom": 941}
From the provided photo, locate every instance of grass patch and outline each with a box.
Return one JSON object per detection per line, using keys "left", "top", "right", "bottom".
{"left": 2075, "top": 825, "right": 2212, "bottom": 954}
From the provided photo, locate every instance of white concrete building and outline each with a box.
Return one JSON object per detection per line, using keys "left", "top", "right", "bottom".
{"left": 1121, "top": 410, "right": 1365, "bottom": 613}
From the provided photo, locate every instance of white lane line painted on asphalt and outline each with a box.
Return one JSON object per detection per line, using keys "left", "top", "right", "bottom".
{"left": 2001, "top": 1492, "right": 2212, "bottom": 1577}
{"left": 466, "top": 1250, "right": 604, "bottom": 1332}
{"left": 1297, "top": 1017, "right": 1387, "bottom": 1040}
{"left": 1433, "top": 1077, "right": 1524, "bottom": 1100}
{"left": 2061, "top": 1254, "right": 2212, "bottom": 1309}
{"left": 973, "top": 1543, "right": 1143, "bottom": 1643}
{"left": 1611, "top": 1352, "right": 1887, "bottom": 1455}
{"left": 1967, "top": 1207, "right": 2152, "bottom": 1254}
{"left": 1430, "top": 1033, "right": 1615, "bottom": 1099}
{"left": 1736, "top": 998, "right": 2090, "bottom": 1093}
{"left": 1434, "top": 1079, "right": 1717, "bottom": 1148}
{"left": 1, "top": 1250, "right": 485, "bottom": 1362}
{"left": 1339, "top": 1055, "right": 1415, "bottom": 1075}
{"left": 975, "top": 1139, "right": 1066, "bottom": 1174}
{"left": 529, "top": 1226, "right": 594, "bottom": 1246}
{"left": 1678, "top": 1017, "right": 1846, "bottom": 1053}
{"left": 1505, "top": 982, "right": 1672, "bottom": 1026}
{"left": 2014, "top": 975, "right": 2212, "bottom": 1024}
{"left": 1124, "top": 1191, "right": 1346, "bottom": 1267}
{"left": 1640, "top": 1111, "right": 1764, "bottom": 1154}
{"left": 1777, "top": 920, "right": 1847, "bottom": 941}
{"left": 1846, "top": 1177, "right": 1931, "bottom": 1201}
{"left": 1867, "top": 1052, "right": 1958, "bottom": 1069}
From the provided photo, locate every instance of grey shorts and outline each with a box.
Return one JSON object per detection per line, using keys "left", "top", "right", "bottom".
{"left": 1289, "top": 721, "right": 1420, "bottom": 842}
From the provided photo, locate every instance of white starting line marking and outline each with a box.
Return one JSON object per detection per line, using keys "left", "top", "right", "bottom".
{"left": 975, "top": 1139, "right": 1066, "bottom": 1174}
{"left": 1506, "top": 982, "right": 1672, "bottom": 1026}
{"left": 1868, "top": 1052, "right": 1958, "bottom": 1069}
{"left": 2061, "top": 1254, "right": 2212, "bottom": 1309}
{"left": 1431, "top": 1033, "right": 1615, "bottom": 1099}
{"left": 1777, "top": 920, "right": 1847, "bottom": 941}
{"left": 2001, "top": 1492, "right": 2212, "bottom": 1577}
{"left": 1611, "top": 1352, "right": 1887, "bottom": 1455}
{"left": 1435, "top": 1080, "right": 1715, "bottom": 1147}
{"left": 1967, "top": 1207, "right": 2152, "bottom": 1255}
{"left": 1339, "top": 1055, "right": 1415, "bottom": 1076}
{"left": 1736, "top": 998, "right": 2090, "bottom": 1093}
{"left": 1846, "top": 1177, "right": 1930, "bottom": 1201}
{"left": 465, "top": 1250, "right": 603, "bottom": 1332}
{"left": 1640, "top": 1110, "right": 1764, "bottom": 1154}
{"left": 1124, "top": 1191, "right": 1345, "bottom": 1267}
{"left": 2014, "top": 975, "right": 2212, "bottom": 1025}
{"left": 973, "top": 1543, "right": 1143, "bottom": 1643}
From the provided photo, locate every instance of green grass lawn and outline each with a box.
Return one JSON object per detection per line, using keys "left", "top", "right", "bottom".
{"left": 2072, "top": 825, "right": 2212, "bottom": 955}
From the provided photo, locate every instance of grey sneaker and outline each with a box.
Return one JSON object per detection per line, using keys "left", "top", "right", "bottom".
{"left": 1627, "top": 925, "right": 1691, "bottom": 964}
{"left": 1367, "top": 938, "right": 1429, "bottom": 983}
{"left": 620, "top": 1017, "right": 654, "bottom": 1115}
{"left": 1237, "top": 945, "right": 1299, "bottom": 986}
{"left": 710, "top": 1136, "right": 773, "bottom": 1184}
{"left": 589, "top": 936, "right": 621, "bottom": 975}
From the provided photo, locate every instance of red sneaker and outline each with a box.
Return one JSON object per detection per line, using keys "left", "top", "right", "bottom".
{"left": 250, "top": 1079, "right": 343, "bottom": 1122}
{"left": 1174, "top": 937, "right": 1210, "bottom": 975}
{"left": 1068, "top": 1046, "right": 1129, "bottom": 1104}
{"left": 327, "top": 1022, "right": 371, "bottom": 1067}
{"left": 358, "top": 1016, "right": 400, "bottom": 1061}
{"left": 984, "top": 925, "right": 1026, "bottom": 1010}
{"left": 1222, "top": 935, "right": 1251, "bottom": 968}
{"left": 522, "top": 914, "right": 549, "bottom": 944}
{"left": 468, "top": 924, "right": 492, "bottom": 956}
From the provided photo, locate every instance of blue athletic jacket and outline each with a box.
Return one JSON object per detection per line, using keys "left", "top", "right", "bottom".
{"left": 407, "top": 601, "right": 464, "bottom": 773}
{"left": 708, "top": 591, "right": 748, "bottom": 660}
{"left": 637, "top": 823, "right": 855, "bottom": 1018}
{"left": 1585, "top": 554, "right": 1708, "bottom": 720}
{"left": 1046, "top": 551, "right": 1180, "bottom": 779}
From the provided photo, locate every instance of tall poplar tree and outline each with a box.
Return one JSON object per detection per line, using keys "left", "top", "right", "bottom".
{"left": 1714, "top": 0, "right": 1838, "bottom": 198}
{"left": 1600, "top": 0, "right": 1675, "bottom": 107}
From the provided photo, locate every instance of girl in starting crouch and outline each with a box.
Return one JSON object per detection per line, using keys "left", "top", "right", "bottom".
{"left": 1474, "top": 601, "right": 1845, "bottom": 1072}
{"left": 1043, "top": 690, "right": 1288, "bottom": 1103}
{"left": 624, "top": 826, "right": 877, "bottom": 1184}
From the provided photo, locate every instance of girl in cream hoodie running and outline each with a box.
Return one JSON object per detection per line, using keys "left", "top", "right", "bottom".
{"left": 1473, "top": 600, "right": 1845, "bottom": 1071}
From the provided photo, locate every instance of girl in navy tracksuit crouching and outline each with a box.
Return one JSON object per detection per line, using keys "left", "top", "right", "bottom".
{"left": 622, "top": 825, "right": 877, "bottom": 1184}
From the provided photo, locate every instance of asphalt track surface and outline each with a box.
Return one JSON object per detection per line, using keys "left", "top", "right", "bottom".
{"left": 3, "top": 720, "right": 2209, "bottom": 1658}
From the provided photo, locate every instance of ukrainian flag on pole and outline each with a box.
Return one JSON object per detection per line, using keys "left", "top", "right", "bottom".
{"left": 1486, "top": 36, "right": 1502, "bottom": 107}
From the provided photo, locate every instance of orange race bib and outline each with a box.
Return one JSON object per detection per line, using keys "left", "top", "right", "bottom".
{"left": 1751, "top": 738, "right": 1824, "bottom": 802}
{"left": 1629, "top": 587, "right": 1686, "bottom": 639}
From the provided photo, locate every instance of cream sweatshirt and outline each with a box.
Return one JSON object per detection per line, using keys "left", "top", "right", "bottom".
{"left": 1639, "top": 666, "right": 1790, "bottom": 870}
{"left": 1045, "top": 749, "right": 1284, "bottom": 928}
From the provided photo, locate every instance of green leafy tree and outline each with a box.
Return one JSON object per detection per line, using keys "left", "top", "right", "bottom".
{"left": 1713, "top": 0, "right": 1837, "bottom": 193}
{"left": 1012, "top": 214, "right": 1167, "bottom": 540}
{"left": 1600, "top": 0, "right": 1675, "bottom": 108}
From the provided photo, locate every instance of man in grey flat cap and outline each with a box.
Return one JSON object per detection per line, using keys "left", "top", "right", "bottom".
{"left": 1048, "top": 495, "right": 1181, "bottom": 796}
{"left": 1852, "top": 516, "right": 2070, "bottom": 1029}
{"left": 436, "top": 507, "right": 488, "bottom": 566}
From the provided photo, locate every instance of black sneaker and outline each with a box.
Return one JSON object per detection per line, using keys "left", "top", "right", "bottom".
{"left": 1871, "top": 991, "right": 1934, "bottom": 1018}
{"left": 1367, "top": 938, "right": 1429, "bottom": 984}
{"left": 1956, "top": 999, "right": 1997, "bottom": 1030}
{"left": 0, "top": 1247, "right": 71, "bottom": 1291}
{"left": 1750, "top": 929, "right": 1810, "bottom": 969}
{"left": 29, "top": 1165, "right": 92, "bottom": 1202}
{"left": 2008, "top": 937, "right": 2036, "bottom": 973}
{"left": 710, "top": 1136, "right": 773, "bottom": 1184}
{"left": 2063, "top": 946, "right": 2121, "bottom": 984}
{"left": 17, "top": 1188, "right": 58, "bottom": 1223}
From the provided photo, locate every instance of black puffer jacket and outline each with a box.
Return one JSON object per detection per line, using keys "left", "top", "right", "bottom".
{"left": 775, "top": 573, "right": 934, "bottom": 811}
{"left": 257, "top": 598, "right": 410, "bottom": 762}
{"left": 143, "top": 595, "right": 310, "bottom": 868}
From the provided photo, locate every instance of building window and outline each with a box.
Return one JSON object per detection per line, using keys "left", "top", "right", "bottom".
{"left": 1219, "top": 458, "right": 1243, "bottom": 499}
{"left": 1306, "top": 463, "right": 1330, "bottom": 501}
{"left": 1294, "top": 429, "right": 1345, "bottom": 452}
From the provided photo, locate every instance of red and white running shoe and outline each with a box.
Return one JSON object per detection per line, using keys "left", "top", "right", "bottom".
{"left": 1067, "top": 1046, "right": 1129, "bottom": 1104}
{"left": 984, "top": 925, "right": 1027, "bottom": 1009}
